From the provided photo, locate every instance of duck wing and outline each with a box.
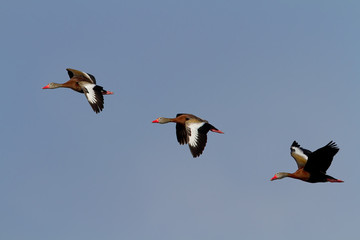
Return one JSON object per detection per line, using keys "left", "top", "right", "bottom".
{"left": 175, "top": 113, "right": 193, "bottom": 145}
{"left": 66, "top": 68, "right": 96, "bottom": 84}
{"left": 186, "top": 122, "right": 215, "bottom": 158}
{"left": 290, "top": 141, "right": 312, "bottom": 169}
{"left": 304, "top": 141, "right": 339, "bottom": 174}
{"left": 176, "top": 123, "right": 188, "bottom": 145}
{"left": 78, "top": 81, "right": 104, "bottom": 113}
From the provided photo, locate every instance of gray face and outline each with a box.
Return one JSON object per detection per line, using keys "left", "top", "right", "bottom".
{"left": 157, "top": 117, "right": 164, "bottom": 123}
{"left": 152, "top": 117, "right": 171, "bottom": 124}
{"left": 45, "top": 82, "right": 62, "bottom": 89}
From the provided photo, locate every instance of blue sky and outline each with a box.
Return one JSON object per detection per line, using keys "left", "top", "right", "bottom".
{"left": 1, "top": 1, "right": 359, "bottom": 239}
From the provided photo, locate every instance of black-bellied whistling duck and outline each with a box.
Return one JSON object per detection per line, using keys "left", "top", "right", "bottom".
{"left": 42, "top": 68, "right": 113, "bottom": 113}
{"left": 271, "top": 141, "right": 343, "bottom": 183}
{"left": 152, "top": 113, "right": 224, "bottom": 158}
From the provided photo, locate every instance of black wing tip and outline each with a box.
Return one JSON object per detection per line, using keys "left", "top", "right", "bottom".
{"left": 326, "top": 141, "right": 339, "bottom": 151}
{"left": 92, "top": 107, "right": 103, "bottom": 113}
{"left": 189, "top": 147, "right": 204, "bottom": 158}
{"left": 87, "top": 73, "right": 96, "bottom": 83}
{"left": 90, "top": 102, "right": 104, "bottom": 113}
{"left": 66, "top": 68, "right": 74, "bottom": 78}
{"left": 177, "top": 139, "right": 187, "bottom": 145}
{"left": 291, "top": 141, "right": 300, "bottom": 147}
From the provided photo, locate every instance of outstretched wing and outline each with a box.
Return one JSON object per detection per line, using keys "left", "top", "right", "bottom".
{"left": 66, "top": 68, "right": 95, "bottom": 84}
{"left": 78, "top": 82, "right": 104, "bottom": 113}
{"left": 186, "top": 122, "right": 215, "bottom": 158}
{"left": 304, "top": 141, "right": 339, "bottom": 174}
{"left": 290, "top": 141, "right": 312, "bottom": 169}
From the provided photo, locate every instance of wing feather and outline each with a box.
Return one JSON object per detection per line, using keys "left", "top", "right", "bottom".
{"left": 304, "top": 141, "right": 339, "bottom": 174}
{"left": 187, "top": 122, "right": 207, "bottom": 158}
{"left": 78, "top": 82, "right": 104, "bottom": 113}
{"left": 66, "top": 68, "right": 95, "bottom": 83}
{"left": 176, "top": 123, "right": 188, "bottom": 145}
{"left": 290, "top": 141, "right": 312, "bottom": 169}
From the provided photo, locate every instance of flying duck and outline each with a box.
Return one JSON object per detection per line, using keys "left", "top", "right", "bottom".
{"left": 42, "top": 68, "right": 113, "bottom": 113}
{"left": 152, "top": 113, "right": 224, "bottom": 158}
{"left": 271, "top": 141, "right": 343, "bottom": 183}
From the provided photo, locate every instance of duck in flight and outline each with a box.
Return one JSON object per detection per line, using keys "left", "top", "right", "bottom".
{"left": 152, "top": 113, "right": 224, "bottom": 158}
{"left": 271, "top": 141, "right": 343, "bottom": 183}
{"left": 42, "top": 68, "right": 113, "bottom": 113}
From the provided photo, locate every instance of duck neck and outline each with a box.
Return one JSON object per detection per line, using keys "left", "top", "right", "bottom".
{"left": 159, "top": 117, "right": 174, "bottom": 124}
{"left": 51, "top": 83, "right": 64, "bottom": 89}
{"left": 277, "top": 172, "right": 291, "bottom": 179}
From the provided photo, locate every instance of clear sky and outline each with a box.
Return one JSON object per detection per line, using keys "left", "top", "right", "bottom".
{"left": 1, "top": 1, "right": 359, "bottom": 239}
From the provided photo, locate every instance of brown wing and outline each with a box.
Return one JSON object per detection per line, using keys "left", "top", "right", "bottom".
{"left": 66, "top": 68, "right": 96, "bottom": 84}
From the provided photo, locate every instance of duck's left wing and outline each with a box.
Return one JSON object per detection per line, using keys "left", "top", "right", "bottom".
{"left": 187, "top": 122, "right": 214, "bottom": 158}
{"left": 290, "top": 141, "right": 312, "bottom": 169}
{"left": 78, "top": 82, "right": 104, "bottom": 113}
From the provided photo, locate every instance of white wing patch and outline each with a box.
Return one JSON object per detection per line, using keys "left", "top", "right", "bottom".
{"left": 83, "top": 83, "right": 98, "bottom": 104}
{"left": 187, "top": 122, "right": 205, "bottom": 147}
{"left": 291, "top": 146, "right": 308, "bottom": 168}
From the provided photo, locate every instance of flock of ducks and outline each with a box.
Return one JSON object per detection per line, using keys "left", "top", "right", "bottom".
{"left": 42, "top": 68, "right": 344, "bottom": 184}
